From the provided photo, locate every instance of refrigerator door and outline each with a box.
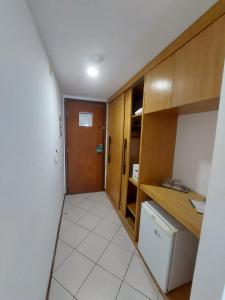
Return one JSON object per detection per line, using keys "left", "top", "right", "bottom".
{"left": 138, "top": 202, "right": 175, "bottom": 293}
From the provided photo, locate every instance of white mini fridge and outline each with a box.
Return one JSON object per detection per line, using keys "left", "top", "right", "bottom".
{"left": 138, "top": 201, "right": 198, "bottom": 293}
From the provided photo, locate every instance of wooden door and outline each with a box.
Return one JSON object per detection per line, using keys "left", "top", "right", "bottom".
{"left": 120, "top": 90, "right": 132, "bottom": 215}
{"left": 106, "top": 95, "right": 124, "bottom": 208}
{"left": 66, "top": 100, "right": 106, "bottom": 194}
{"left": 144, "top": 55, "right": 175, "bottom": 113}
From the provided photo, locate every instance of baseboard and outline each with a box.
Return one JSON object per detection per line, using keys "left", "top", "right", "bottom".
{"left": 45, "top": 194, "right": 66, "bottom": 300}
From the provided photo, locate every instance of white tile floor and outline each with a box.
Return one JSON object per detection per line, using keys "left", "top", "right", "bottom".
{"left": 49, "top": 192, "right": 163, "bottom": 300}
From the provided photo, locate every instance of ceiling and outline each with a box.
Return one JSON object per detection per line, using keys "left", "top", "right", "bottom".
{"left": 27, "top": 0, "right": 217, "bottom": 100}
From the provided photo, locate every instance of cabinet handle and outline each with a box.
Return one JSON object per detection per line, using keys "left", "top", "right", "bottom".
{"left": 122, "top": 138, "right": 127, "bottom": 175}
{"left": 108, "top": 136, "right": 112, "bottom": 163}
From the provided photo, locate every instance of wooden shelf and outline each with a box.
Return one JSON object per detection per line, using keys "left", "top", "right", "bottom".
{"left": 126, "top": 216, "right": 135, "bottom": 232}
{"left": 140, "top": 184, "right": 205, "bottom": 238}
{"left": 127, "top": 203, "right": 137, "bottom": 217}
{"left": 132, "top": 114, "right": 142, "bottom": 118}
{"left": 129, "top": 177, "right": 138, "bottom": 187}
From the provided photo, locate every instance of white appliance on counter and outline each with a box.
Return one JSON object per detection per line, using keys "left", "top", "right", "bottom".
{"left": 138, "top": 201, "right": 198, "bottom": 293}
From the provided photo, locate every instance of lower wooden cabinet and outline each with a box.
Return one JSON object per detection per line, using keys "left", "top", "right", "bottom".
{"left": 106, "top": 94, "right": 124, "bottom": 209}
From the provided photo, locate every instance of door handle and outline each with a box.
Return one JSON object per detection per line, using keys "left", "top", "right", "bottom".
{"left": 122, "top": 138, "right": 127, "bottom": 175}
{"left": 108, "top": 136, "right": 111, "bottom": 163}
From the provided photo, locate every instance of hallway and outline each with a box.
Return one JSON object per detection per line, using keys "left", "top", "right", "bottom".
{"left": 49, "top": 192, "right": 160, "bottom": 300}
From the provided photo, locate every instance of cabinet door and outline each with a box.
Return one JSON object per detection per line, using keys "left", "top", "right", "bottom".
{"left": 106, "top": 95, "right": 124, "bottom": 209}
{"left": 173, "top": 15, "right": 225, "bottom": 107}
{"left": 172, "top": 31, "right": 207, "bottom": 107}
{"left": 144, "top": 55, "right": 175, "bottom": 113}
{"left": 120, "top": 90, "right": 132, "bottom": 216}
{"left": 203, "top": 15, "right": 225, "bottom": 99}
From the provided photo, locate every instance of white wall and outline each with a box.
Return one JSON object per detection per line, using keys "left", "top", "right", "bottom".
{"left": 0, "top": 1, "right": 64, "bottom": 300}
{"left": 173, "top": 111, "right": 218, "bottom": 196}
{"left": 191, "top": 64, "right": 225, "bottom": 300}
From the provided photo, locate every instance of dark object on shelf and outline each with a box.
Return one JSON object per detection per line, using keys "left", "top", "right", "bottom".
{"left": 160, "top": 178, "right": 190, "bottom": 193}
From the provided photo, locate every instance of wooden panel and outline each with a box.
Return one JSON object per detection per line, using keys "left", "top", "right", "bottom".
{"left": 134, "top": 188, "right": 146, "bottom": 241}
{"left": 172, "top": 31, "right": 207, "bottom": 106}
{"left": 144, "top": 55, "right": 175, "bottom": 113}
{"left": 166, "top": 283, "right": 191, "bottom": 300}
{"left": 140, "top": 184, "right": 204, "bottom": 237}
{"left": 203, "top": 14, "right": 225, "bottom": 99}
{"left": 108, "top": 1, "right": 225, "bottom": 102}
{"left": 139, "top": 111, "right": 178, "bottom": 184}
{"left": 120, "top": 90, "right": 132, "bottom": 215}
{"left": 173, "top": 14, "right": 225, "bottom": 107}
{"left": 106, "top": 94, "right": 124, "bottom": 209}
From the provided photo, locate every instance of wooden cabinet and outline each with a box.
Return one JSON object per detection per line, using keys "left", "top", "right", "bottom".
{"left": 120, "top": 90, "right": 132, "bottom": 215}
{"left": 172, "top": 15, "right": 225, "bottom": 107}
{"left": 106, "top": 94, "right": 124, "bottom": 209}
{"left": 144, "top": 55, "right": 175, "bottom": 113}
{"left": 203, "top": 15, "right": 225, "bottom": 100}
{"left": 172, "top": 31, "right": 206, "bottom": 106}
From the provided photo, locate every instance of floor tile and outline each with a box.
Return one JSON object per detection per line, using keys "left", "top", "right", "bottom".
{"left": 91, "top": 203, "right": 112, "bottom": 217}
{"left": 60, "top": 223, "right": 89, "bottom": 248}
{"left": 76, "top": 265, "right": 121, "bottom": 300}
{"left": 112, "top": 227, "right": 135, "bottom": 253}
{"left": 117, "top": 283, "right": 150, "bottom": 300}
{"left": 63, "top": 200, "right": 76, "bottom": 213}
{"left": 54, "top": 250, "right": 94, "bottom": 296}
{"left": 54, "top": 240, "right": 73, "bottom": 271}
{"left": 77, "top": 212, "right": 102, "bottom": 230}
{"left": 93, "top": 219, "right": 120, "bottom": 240}
{"left": 77, "top": 232, "right": 109, "bottom": 262}
{"left": 59, "top": 218, "right": 74, "bottom": 236}
{"left": 98, "top": 243, "right": 132, "bottom": 279}
{"left": 63, "top": 195, "right": 86, "bottom": 212}
{"left": 77, "top": 199, "right": 98, "bottom": 211}
{"left": 64, "top": 206, "right": 87, "bottom": 223}
{"left": 49, "top": 279, "right": 73, "bottom": 300}
{"left": 87, "top": 192, "right": 106, "bottom": 203}
{"left": 104, "top": 209, "right": 122, "bottom": 225}
{"left": 124, "top": 254, "right": 158, "bottom": 299}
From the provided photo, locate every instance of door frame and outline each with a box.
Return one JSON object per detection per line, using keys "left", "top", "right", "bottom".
{"left": 64, "top": 98, "right": 106, "bottom": 194}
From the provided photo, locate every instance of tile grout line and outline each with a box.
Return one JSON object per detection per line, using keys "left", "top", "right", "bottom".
{"left": 54, "top": 193, "right": 150, "bottom": 299}
{"left": 53, "top": 277, "right": 76, "bottom": 298}
{"left": 74, "top": 223, "right": 122, "bottom": 298}
{"left": 50, "top": 194, "right": 111, "bottom": 296}
{"left": 114, "top": 249, "right": 136, "bottom": 300}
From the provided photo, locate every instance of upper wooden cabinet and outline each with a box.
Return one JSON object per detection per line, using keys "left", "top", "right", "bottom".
{"left": 144, "top": 55, "right": 175, "bottom": 113}
{"left": 203, "top": 15, "right": 225, "bottom": 100}
{"left": 172, "top": 15, "right": 225, "bottom": 107}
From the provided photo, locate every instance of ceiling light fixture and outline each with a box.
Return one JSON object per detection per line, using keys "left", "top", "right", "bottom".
{"left": 86, "top": 55, "right": 104, "bottom": 78}
{"left": 87, "top": 66, "right": 98, "bottom": 77}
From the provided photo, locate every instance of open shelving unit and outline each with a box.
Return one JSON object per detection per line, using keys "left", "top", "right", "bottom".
{"left": 120, "top": 80, "right": 144, "bottom": 238}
